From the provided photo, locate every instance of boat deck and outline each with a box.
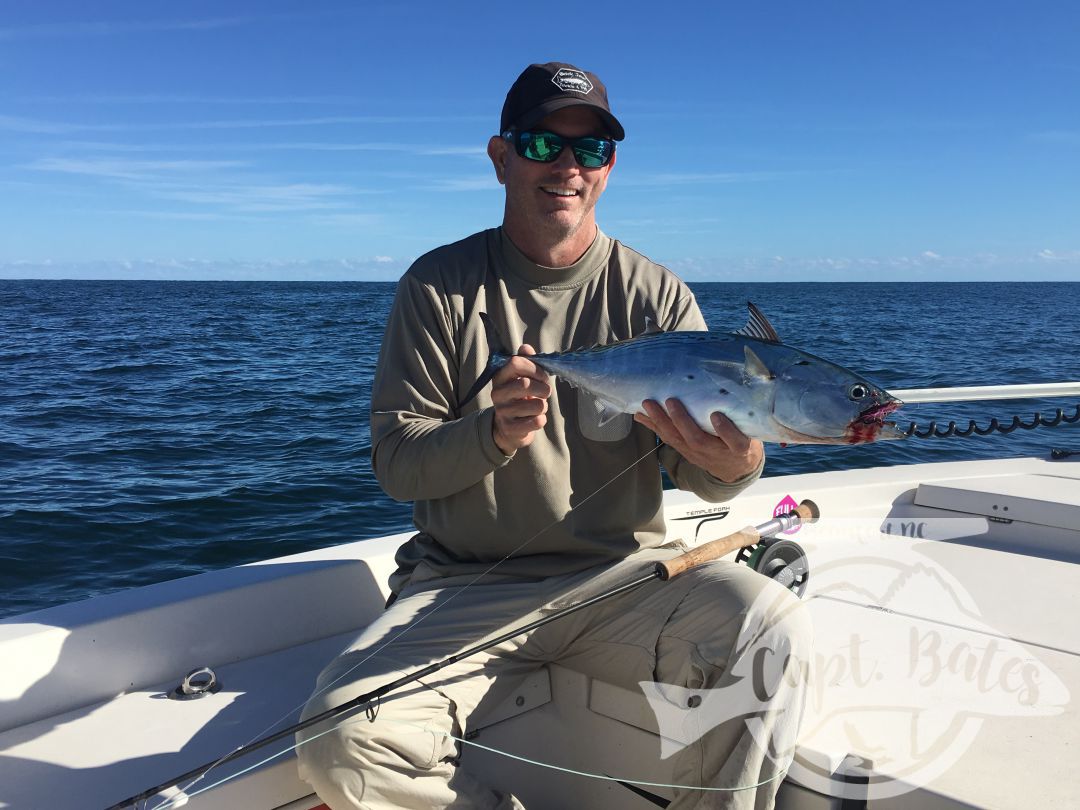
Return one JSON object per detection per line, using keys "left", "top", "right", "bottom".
{"left": 1, "top": 455, "right": 1078, "bottom": 809}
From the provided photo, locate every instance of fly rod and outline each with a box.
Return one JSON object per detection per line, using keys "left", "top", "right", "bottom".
{"left": 108, "top": 499, "right": 819, "bottom": 810}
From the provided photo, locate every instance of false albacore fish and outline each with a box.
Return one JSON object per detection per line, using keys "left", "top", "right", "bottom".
{"left": 465, "top": 303, "right": 904, "bottom": 445}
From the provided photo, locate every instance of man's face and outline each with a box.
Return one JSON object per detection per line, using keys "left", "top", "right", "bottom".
{"left": 489, "top": 106, "right": 616, "bottom": 249}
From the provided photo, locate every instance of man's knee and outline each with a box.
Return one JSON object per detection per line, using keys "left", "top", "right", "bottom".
{"left": 297, "top": 670, "right": 463, "bottom": 791}
{"left": 296, "top": 721, "right": 370, "bottom": 805}
{"left": 297, "top": 692, "right": 457, "bottom": 810}
{"left": 661, "top": 562, "right": 813, "bottom": 680}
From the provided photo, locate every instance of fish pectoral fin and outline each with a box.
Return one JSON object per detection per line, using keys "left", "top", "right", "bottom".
{"left": 742, "top": 346, "right": 775, "bottom": 382}
{"left": 574, "top": 386, "right": 627, "bottom": 425}
{"left": 732, "top": 301, "right": 783, "bottom": 344}
{"left": 577, "top": 392, "right": 633, "bottom": 441}
{"left": 594, "top": 398, "right": 627, "bottom": 427}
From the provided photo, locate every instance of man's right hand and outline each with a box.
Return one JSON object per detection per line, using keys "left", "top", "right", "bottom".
{"left": 490, "top": 344, "right": 551, "bottom": 455}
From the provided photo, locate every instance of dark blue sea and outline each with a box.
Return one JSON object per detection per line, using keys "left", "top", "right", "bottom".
{"left": 2, "top": 280, "right": 1078, "bottom": 619}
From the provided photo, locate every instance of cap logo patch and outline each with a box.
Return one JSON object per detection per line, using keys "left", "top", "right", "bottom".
{"left": 551, "top": 68, "right": 593, "bottom": 94}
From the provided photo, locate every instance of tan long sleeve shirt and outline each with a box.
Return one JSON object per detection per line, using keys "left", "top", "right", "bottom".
{"left": 371, "top": 228, "right": 762, "bottom": 594}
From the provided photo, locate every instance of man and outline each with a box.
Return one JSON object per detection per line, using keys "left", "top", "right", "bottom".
{"left": 297, "top": 62, "right": 810, "bottom": 810}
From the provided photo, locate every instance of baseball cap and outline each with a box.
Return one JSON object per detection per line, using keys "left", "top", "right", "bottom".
{"left": 500, "top": 62, "right": 625, "bottom": 141}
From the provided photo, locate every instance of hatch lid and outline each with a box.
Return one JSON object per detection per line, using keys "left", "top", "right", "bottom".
{"left": 915, "top": 473, "right": 1080, "bottom": 531}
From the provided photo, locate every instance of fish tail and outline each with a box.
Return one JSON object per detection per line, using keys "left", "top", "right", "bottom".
{"left": 460, "top": 312, "right": 511, "bottom": 408}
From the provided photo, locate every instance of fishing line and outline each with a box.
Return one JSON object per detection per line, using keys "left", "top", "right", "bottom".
{"left": 148, "top": 710, "right": 790, "bottom": 810}
{"left": 155, "top": 442, "right": 664, "bottom": 807}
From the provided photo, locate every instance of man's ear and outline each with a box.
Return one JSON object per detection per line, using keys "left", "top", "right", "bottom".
{"left": 487, "top": 136, "right": 508, "bottom": 185}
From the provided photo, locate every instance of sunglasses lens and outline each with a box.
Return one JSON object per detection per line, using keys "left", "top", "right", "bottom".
{"left": 520, "top": 132, "right": 563, "bottom": 162}
{"left": 572, "top": 138, "right": 613, "bottom": 168}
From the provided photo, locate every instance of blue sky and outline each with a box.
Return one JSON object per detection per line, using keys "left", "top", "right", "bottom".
{"left": 2, "top": 1, "right": 1078, "bottom": 281}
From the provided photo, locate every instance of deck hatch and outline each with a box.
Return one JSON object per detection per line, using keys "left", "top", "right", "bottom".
{"left": 914, "top": 473, "right": 1080, "bottom": 532}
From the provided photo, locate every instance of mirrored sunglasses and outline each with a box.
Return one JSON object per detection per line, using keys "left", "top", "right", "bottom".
{"left": 503, "top": 130, "right": 616, "bottom": 169}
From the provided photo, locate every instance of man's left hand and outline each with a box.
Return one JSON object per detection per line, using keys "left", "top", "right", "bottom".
{"left": 635, "top": 398, "right": 764, "bottom": 483}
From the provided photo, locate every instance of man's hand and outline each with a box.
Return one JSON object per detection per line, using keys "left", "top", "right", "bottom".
{"left": 635, "top": 398, "right": 764, "bottom": 483}
{"left": 491, "top": 345, "right": 552, "bottom": 456}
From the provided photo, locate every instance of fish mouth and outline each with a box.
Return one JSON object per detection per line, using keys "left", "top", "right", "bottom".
{"left": 856, "top": 399, "right": 902, "bottom": 426}
{"left": 846, "top": 398, "right": 905, "bottom": 443}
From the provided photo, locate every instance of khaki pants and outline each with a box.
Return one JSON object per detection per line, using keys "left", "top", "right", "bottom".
{"left": 296, "top": 549, "right": 811, "bottom": 810}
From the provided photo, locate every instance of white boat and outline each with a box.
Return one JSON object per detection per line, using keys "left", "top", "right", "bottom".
{"left": 3, "top": 441, "right": 1078, "bottom": 810}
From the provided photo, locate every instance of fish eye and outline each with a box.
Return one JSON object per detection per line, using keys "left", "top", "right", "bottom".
{"left": 848, "top": 383, "right": 870, "bottom": 401}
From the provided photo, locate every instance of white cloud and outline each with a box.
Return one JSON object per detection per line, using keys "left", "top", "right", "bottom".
{"left": 420, "top": 146, "right": 488, "bottom": 157}
{"left": 0, "top": 115, "right": 82, "bottom": 135}
{"left": 27, "top": 157, "right": 248, "bottom": 180}
{"left": 425, "top": 176, "right": 501, "bottom": 192}
{"left": 0, "top": 257, "right": 411, "bottom": 282}
{"left": 0, "top": 115, "right": 486, "bottom": 135}
{"left": 26, "top": 94, "right": 365, "bottom": 105}
{"left": 6, "top": 249, "right": 1079, "bottom": 282}
{"left": 153, "top": 182, "right": 360, "bottom": 213}
{"left": 163, "top": 115, "right": 487, "bottom": 131}
{"left": 308, "top": 213, "right": 382, "bottom": 227}
{"left": 42, "top": 140, "right": 487, "bottom": 159}
{"left": 617, "top": 170, "right": 787, "bottom": 187}
{"left": 24, "top": 155, "right": 383, "bottom": 214}
{"left": 0, "top": 16, "right": 252, "bottom": 41}
{"left": 96, "top": 208, "right": 259, "bottom": 222}
{"left": 661, "top": 250, "right": 1080, "bottom": 282}
{"left": 1037, "top": 248, "right": 1080, "bottom": 261}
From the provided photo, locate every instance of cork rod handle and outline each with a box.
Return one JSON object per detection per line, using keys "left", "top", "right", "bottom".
{"left": 656, "top": 527, "right": 763, "bottom": 580}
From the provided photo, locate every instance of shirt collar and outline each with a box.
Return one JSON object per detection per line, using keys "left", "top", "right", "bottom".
{"left": 497, "top": 227, "right": 612, "bottom": 289}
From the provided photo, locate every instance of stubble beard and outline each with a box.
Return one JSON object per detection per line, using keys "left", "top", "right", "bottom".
{"left": 535, "top": 195, "right": 596, "bottom": 247}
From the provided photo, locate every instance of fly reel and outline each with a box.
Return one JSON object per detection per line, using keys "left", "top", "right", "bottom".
{"left": 736, "top": 538, "right": 809, "bottom": 598}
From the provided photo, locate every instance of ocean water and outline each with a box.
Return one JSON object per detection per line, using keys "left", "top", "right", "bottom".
{"left": 2, "top": 280, "right": 1078, "bottom": 619}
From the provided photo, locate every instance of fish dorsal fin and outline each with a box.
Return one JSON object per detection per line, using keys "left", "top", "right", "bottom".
{"left": 732, "top": 302, "right": 782, "bottom": 344}
{"left": 743, "top": 345, "right": 775, "bottom": 381}
{"left": 642, "top": 315, "right": 664, "bottom": 336}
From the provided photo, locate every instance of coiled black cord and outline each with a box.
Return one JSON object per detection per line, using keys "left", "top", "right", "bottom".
{"left": 903, "top": 403, "right": 1080, "bottom": 439}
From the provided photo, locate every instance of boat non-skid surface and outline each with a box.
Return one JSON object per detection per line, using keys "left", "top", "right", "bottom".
{"left": 1, "top": 456, "right": 1078, "bottom": 809}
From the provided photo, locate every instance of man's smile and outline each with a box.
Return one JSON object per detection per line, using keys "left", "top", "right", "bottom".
{"left": 540, "top": 185, "right": 580, "bottom": 198}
